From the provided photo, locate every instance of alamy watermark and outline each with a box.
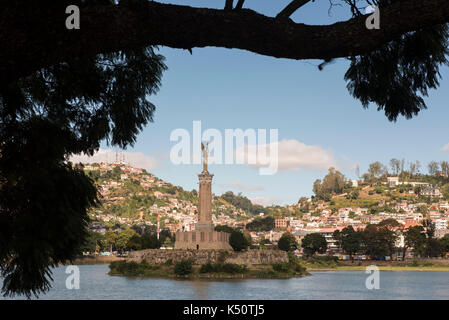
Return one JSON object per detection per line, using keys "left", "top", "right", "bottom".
{"left": 65, "top": 265, "right": 80, "bottom": 290}
{"left": 170, "top": 121, "right": 279, "bottom": 175}
{"left": 365, "top": 5, "right": 380, "bottom": 30}
{"left": 365, "top": 265, "right": 380, "bottom": 290}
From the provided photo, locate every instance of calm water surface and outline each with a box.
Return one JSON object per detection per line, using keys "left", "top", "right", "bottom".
{"left": 1, "top": 265, "right": 449, "bottom": 300}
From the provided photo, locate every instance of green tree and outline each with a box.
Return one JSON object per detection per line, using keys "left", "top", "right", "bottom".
{"left": 245, "top": 217, "right": 275, "bottom": 232}
{"left": 390, "top": 158, "right": 401, "bottom": 175}
{"left": 159, "top": 229, "right": 173, "bottom": 244}
{"left": 351, "top": 190, "right": 360, "bottom": 200}
{"left": 301, "top": 233, "right": 327, "bottom": 257}
{"left": 116, "top": 228, "right": 139, "bottom": 253}
{"left": 362, "top": 224, "right": 397, "bottom": 258}
{"left": 104, "top": 231, "right": 118, "bottom": 252}
{"left": 440, "top": 234, "right": 449, "bottom": 254}
{"left": 78, "top": 231, "right": 105, "bottom": 254}
{"left": 334, "top": 226, "right": 363, "bottom": 259}
{"left": 404, "top": 226, "right": 426, "bottom": 258}
{"left": 378, "top": 218, "right": 401, "bottom": 228}
{"left": 141, "top": 232, "right": 161, "bottom": 249}
{"left": 162, "top": 237, "right": 173, "bottom": 248}
{"left": 441, "top": 184, "right": 449, "bottom": 200}
{"left": 278, "top": 233, "right": 298, "bottom": 252}
{"left": 313, "top": 168, "right": 346, "bottom": 200}
{"left": 215, "top": 225, "right": 235, "bottom": 233}
{"left": 229, "top": 230, "right": 249, "bottom": 252}
{"left": 428, "top": 161, "right": 441, "bottom": 176}
{"left": 367, "top": 161, "right": 388, "bottom": 182}
{"left": 127, "top": 234, "right": 143, "bottom": 251}
{"left": 414, "top": 185, "right": 424, "bottom": 195}
{"left": 427, "top": 238, "right": 442, "bottom": 257}
{"left": 441, "top": 161, "right": 449, "bottom": 176}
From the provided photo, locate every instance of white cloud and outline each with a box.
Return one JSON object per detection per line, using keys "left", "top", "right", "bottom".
{"left": 249, "top": 196, "right": 279, "bottom": 207}
{"left": 223, "top": 180, "right": 264, "bottom": 192}
{"left": 237, "top": 139, "right": 337, "bottom": 172}
{"left": 441, "top": 143, "right": 449, "bottom": 152}
{"left": 69, "top": 148, "right": 158, "bottom": 171}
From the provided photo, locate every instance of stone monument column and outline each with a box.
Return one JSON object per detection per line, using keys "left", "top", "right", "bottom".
{"left": 195, "top": 142, "right": 214, "bottom": 232}
{"left": 196, "top": 172, "right": 214, "bottom": 232}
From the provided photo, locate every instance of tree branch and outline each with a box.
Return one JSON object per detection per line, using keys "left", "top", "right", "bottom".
{"left": 235, "top": 0, "right": 245, "bottom": 10}
{"left": 277, "top": 0, "right": 312, "bottom": 19}
{"left": 1, "top": 0, "right": 449, "bottom": 85}
{"left": 225, "top": 0, "right": 233, "bottom": 10}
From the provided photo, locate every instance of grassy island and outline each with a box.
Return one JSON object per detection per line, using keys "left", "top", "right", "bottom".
{"left": 108, "top": 254, "right": 309, "bottom": 279}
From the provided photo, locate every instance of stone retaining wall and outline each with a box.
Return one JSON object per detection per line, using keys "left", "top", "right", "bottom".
{"left": 128, "top": 249, "right": 288, "bottom": 266}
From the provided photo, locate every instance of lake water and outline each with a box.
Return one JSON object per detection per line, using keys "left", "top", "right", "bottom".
{"left": 1, "top": 265, "right": 449, "bottom": 300}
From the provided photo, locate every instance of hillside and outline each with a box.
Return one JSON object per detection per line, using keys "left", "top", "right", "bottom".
{"left": 83, "top": 162, "right": 255, "bottom": 230}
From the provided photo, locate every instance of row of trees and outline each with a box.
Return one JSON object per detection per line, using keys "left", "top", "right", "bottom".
{"left": 245, "top": 216, "right": 275, "bottom": 232}
{"left": 79, "top": 226, "right": 174, "bottom": 254}
{"left": 362, "top": 159, "right": 449, "bottom": 183}
{"left": 220, "top": 191, "right": 269, "bottom": 215}
{"left": 333, "top": 219, "right": 449, "bottom": 259}
{"left": 277, "top": 232, "right": 328, "bottom": 257}
{"left": 82, "top": 224, "right": 255, "bottom": 255}
{"left": 276, "top": 219, "right": 449, "bottom": 259}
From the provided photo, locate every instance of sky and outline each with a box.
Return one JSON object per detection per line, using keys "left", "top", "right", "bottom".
{"left": 72, "top": 0, "right": 449, "bottom": 206}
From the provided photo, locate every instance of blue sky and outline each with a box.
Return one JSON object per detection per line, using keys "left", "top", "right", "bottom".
{"left": 89, "top": 0, "right": 449, "bottom": 206}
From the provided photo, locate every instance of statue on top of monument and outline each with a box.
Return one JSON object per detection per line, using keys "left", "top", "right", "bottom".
{"left": 201, "top": 141, "right": 209, "bottom": 173}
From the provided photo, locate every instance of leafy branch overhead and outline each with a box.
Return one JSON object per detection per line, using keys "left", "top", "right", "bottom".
{"left": 1, "top": 0, "right": 448, "bottom": 120}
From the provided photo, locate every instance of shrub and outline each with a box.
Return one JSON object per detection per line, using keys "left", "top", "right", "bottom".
{"left": 255, "top": 269, "right": 277, "bottom": 277}
{"left": 109, "top": 260, "right": 157, "bottom": 277}
{"left": 288, "top": 253, "right": 307, "bottom": 273}
{"left": 221, "top": 263, "right": 247, "bottom": 274}
{"left": 109, "top": 260, "right": 128, "bottom": 274}
{"left": 174, "top": 259, "right": 193, "bottom": 276}
{"left": 200, "top": 262, "right": 215, "bottom": 273}
{"left": 272, "top": 262, "right": 290, "bottom": 273}
{"left": 199, "top": 262, "right": 247, "bottom": 274}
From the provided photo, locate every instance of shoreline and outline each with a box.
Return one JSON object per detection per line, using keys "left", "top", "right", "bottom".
{"left": 68, "top": 256, "right": 449, "bottom": 272}
{"left": 63, "top": 256, "right": 126, "bottom": 265}
{"left": 308, "top": 266, "right": 449, "bottom": 272}
{"left": 303, "top": 257, "right": 449, "bottom": 272}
